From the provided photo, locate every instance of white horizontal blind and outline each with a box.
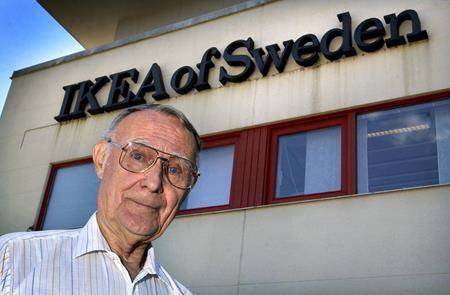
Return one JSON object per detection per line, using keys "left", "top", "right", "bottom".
{"left": 357, "top": 99, "right": 450, "bottom": 193}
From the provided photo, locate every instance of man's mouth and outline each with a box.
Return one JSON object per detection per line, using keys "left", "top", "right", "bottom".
{"left": 127, "top": 197, "right": 162, "bottom": 210}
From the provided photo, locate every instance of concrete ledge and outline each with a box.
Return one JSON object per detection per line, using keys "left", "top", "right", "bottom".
{"left": 173, "top": 183, "right": 450, "bottom": 219}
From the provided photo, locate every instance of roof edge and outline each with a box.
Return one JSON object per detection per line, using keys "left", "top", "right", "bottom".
{"left": 12, "top": 0, "right": 277, "bottom": 79}
{"left": 36, "top": 0, "right": 88, "bottom": 48}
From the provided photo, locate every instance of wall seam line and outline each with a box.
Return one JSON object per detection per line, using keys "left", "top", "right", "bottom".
{"left": 236, "top": 210, "right": 247, "bottom": 294}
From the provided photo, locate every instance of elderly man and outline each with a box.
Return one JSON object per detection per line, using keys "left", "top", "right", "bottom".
{"left": 0, "top": 104, "right": 200, "bottom": 294}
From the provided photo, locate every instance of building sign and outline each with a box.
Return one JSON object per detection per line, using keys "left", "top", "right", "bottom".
{"left": 55, "top": 9, "right": 428, "bottom": 122}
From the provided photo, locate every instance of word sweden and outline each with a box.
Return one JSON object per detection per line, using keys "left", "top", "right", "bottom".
{"left": 55, "top": 9, "right": 428, "bottom": 122}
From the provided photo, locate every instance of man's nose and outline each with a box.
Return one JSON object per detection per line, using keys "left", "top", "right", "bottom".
{"left": 141, "top": 157, "right": 167, "bottom": 193}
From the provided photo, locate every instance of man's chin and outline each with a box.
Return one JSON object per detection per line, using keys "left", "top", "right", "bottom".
{"left": 117, "top": 211, "right": 161, "bottom": 239}
{"left": 123, "top": 223, "right": 161, "bottom": 240}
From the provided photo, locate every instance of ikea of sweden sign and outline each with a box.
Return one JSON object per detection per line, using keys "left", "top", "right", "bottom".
{"left": 55, "top": 9, "right": 428, "bottom": 122}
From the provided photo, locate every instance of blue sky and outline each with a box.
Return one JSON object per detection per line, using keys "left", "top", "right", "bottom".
{"left": 0, "top": 0, "right": 83, "bottom": 115}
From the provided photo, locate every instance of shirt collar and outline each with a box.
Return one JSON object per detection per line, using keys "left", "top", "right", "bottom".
{"left": 72, "top": 213, "right": 159, "bottom": 277}
{"left": 139, "top": 246, "right": 158, "bottom": 277}
{"left": 138, "top": 248, "right": 173, "bottom": 286}
{"left": 73, "top": 212, "right": 111, "bottom": 259}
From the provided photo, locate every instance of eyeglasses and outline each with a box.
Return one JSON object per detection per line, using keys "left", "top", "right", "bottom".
{"left": 105, "top": 138, "right": 199, "bottom": 190}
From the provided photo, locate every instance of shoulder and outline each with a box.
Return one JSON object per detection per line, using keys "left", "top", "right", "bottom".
{"left": 0, "top": 229, "right": 80, "bottom": 243}
{"left": 0, "top": 229, "right": 80, "bottom": 255}
{"left": 0, "top": 229, "right": 80, "bottom": 293}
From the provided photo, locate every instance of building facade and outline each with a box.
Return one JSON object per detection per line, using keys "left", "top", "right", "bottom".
{"left": 1, "top": 0, "right": 449, "bottom": 293}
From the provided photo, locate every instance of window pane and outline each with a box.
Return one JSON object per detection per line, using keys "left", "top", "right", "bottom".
{"left": 43, "top": 162, "right": 99, "bottom": 230}
{"left": 276, "top": 126, "right": 341, "bottom": 198}
{"left": 357, "top": 99, "right": 450, "bottom": 193}
{"left": 180, "top": 145, "right": 234, "bottom": 210}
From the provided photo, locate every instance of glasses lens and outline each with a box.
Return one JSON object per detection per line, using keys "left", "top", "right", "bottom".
{"left": 120, "top": 142, "right": 197, "bottom": 189}
{"left": 121, "top": 142, "right": 158, "bottom": 172}
{"left": 166, "top": 157, "right": 196, "bottom": 189}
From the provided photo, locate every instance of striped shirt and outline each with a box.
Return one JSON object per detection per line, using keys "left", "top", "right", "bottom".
{"left": 0, "top": 213, "right": 191, "bottom": 295}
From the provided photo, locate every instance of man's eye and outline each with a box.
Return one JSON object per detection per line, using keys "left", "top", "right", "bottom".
{"left": 167, "top": 166, "right": 181, "bottom": 175}
{"left": 130, "top": 151, "right": 145, "bottom": 162}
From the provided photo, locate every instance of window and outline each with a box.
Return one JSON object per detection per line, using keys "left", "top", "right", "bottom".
{"left": 37, "top": 160, "right": 98, "bottom": 230}
{"left": 180, "top": 144, "right": 235, "bottom": 210}
{"left": 357, "top": 98, "right": 450, "bottom": 193}
{"left": 178, "top": 132, "right": 243, "bottom": 214}
{"left": 267, "top": 116, "right": 351, "bottom": 203}
{"left": 36, "top": 92, "right": 450, "bottom": 223}
{"left": 36, "top": 133, "right": 243, "bottom": 228}
{"left": 276, "top": 126, "right": 341, "bottom": 198}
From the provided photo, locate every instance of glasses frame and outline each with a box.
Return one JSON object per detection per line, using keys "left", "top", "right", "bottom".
{"left": 104, "top": 137, "right": 199, "bottom": 190}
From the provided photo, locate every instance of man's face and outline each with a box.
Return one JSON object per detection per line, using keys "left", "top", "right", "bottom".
{"left": 94, "top": 110, "right": 196, "bottom": 241}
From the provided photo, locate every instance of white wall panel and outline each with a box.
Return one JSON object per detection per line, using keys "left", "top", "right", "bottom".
{"left": 157, "top": 185, "right": 450, "bottom": 294}
{"left": 153, "top": 211, "right": 245, "bottom": 288}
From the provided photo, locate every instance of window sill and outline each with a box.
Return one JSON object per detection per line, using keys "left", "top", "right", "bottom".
{"left": 174, "top": 182, "right": 450, "bottom": 219}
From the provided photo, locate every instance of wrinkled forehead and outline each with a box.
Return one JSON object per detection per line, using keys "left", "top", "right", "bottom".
{"left": 112, "top": 110, "right": 197, "bottom": 158}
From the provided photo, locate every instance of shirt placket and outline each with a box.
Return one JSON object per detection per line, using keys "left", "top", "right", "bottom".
{"left": 108, "top": 253, "right": 135, "bottom": 295}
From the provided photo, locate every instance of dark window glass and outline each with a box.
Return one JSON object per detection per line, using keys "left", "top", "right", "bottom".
{"left": 357, "top": 99, "right": 450, "bottom": 193}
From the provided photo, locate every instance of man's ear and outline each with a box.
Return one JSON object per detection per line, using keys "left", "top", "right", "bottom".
{"left": 92, "top": 141, "right": 107, "bottom": 179}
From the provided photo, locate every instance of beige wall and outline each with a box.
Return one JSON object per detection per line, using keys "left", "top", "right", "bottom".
{"left": 0, "top": 0, "right": 449, "bottom": 292}
{"left": 155, "top": 185, "right": 450, "bottom": 294}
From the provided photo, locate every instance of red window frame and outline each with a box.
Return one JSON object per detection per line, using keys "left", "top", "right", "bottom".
{"left": 36, "top": 90, "right": 450, "bottom": 225}
{"left": 266, "top": 114, "right": 355, "bottom": 204}
{"left": 177, "top": 131, "right": 246, "bottom": 215}
{"left": 34, "top": 157, "right": 93, "bottom": 230}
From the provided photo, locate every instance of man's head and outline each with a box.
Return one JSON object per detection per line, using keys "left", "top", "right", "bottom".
{"left": 92, "top": 104, "right": 201, "bottom": 242}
